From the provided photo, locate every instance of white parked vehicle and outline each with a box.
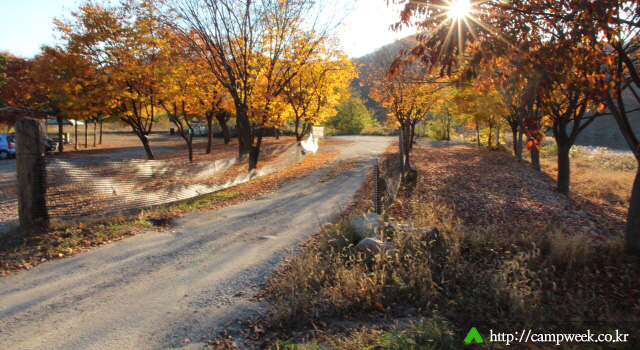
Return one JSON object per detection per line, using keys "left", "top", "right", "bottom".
{"left": 0, "top": 134, "right": 16, "bottom": 159}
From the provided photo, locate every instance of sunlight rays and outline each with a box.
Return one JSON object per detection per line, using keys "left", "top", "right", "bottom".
{"left": 410, "top": 0, "right": 516, "bottom": 70}
{"left": 447, "top": 0, "right": 471, "bottom": 19}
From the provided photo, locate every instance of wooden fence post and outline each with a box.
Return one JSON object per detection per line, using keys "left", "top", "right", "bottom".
{"left": 16, "top": 117, "right": 49, "bottom": 233}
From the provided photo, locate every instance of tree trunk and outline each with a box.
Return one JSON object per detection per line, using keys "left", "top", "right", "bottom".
{"left": 496, "top": 126, "right": 500, "bottom": 148}
{"left": 57, "top": 116, "right": 64, "bottom": 153}
{"left": 139, "top": 134, "right": 154, "bottom": 160}
{"left": 236, "top": 121, "right": 249, "bottom": 156}
{"left": 84, "top": 121, "right": 88, "bottom": 148}
{"left": 188, "top": 138, "right": 193, "bottom": 162}
{"left": 530, "top": 144, "right": 540, "bottom": 172}
{"left": 248, "top": 127, "right": 264, "bottom": 171}
{"left": 517, "top": 129, "right": 524, "bottom": 161}
{"left": 557, "top": 143, "right": 571, "bottom": 195}
{"left": 446, "top": 118, "right": 451, "bottom": 141}
{"left": 99, "top": 121, "right": 103, "bottom": 145}
{"left": 509, "top": 122, "right": 518, "bottom": 158}
{"left": 294, "top": 118, "right": 301, "bottom": 141}
{"left": 275, "top": 127, "right": 280, "bottom": 140}
{"left": 627, "top": 166, "right": 640, "bottom": 254}
{"left": 236, "top": 108, "right": 253, "bottom": 157}
{"left": 216, "top": 112, "right": 231, "bottom": 145}
{"left": 74, "top": 118, "right": 78, "bottom": 151}
{"left": 220, "top": 120, "right": 231, "bottom": 145}
{"left": 602, "top": 88, "right": 640, "bottom": 254}
{"left": 409, "top": 122, "right": 416, "bottom": 150}
{"left": 399, "top": 126, "right": 405, "bottom": 182}
{"left": 476, "top": 121, "right": 481, "bottom": 147}
{"left": 403, "top": 121, "right": 411, "bottom": 169}
{"left": 487, "top": 123, "right": 493, "bottom": 148}
{"left": 206, "top": 113, "right": 214, "bottom": 154}
{"left": 93, "top": 122, "right": 97, "bottom": 147}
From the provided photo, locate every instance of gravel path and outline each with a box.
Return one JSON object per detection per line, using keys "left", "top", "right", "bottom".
{"left": 0, "top": 136, "right": 394, "bottom": 350}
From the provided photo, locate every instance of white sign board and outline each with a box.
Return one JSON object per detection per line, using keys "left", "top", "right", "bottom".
{"left": 311, "top": 126, "right": 324, "bottom": 138}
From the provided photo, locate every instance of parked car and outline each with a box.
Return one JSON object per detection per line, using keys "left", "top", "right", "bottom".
{"left": 0, "top": 134, "right": 16, "bottom": 159}
{"left": 44, "top": 138, "right": 58, "bottom": 153}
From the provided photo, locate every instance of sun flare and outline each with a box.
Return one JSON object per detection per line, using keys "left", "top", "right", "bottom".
{"left": 447, "top": 0, "right": 471, "bottom": 19}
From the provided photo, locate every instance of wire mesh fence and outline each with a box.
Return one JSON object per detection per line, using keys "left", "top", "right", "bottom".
{"left": 373, "top": 151, "right": 403, "bottom": 215}
{"left": 44, "top": 144, "right": 303, "bottom": 220}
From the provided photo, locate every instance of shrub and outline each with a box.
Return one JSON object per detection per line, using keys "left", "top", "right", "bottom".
{"left": 326, "top": 96, "right": 378, "bottom": 135}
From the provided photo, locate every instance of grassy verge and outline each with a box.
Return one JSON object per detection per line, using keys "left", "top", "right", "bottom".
{"left": 539, "top": 144, "right": 636, "bottom": 237}
{"left": 0, "top": 148, "right": 340, "bottom": 276}
{"left": 261, "top": 142, "right": 639, "bottom": 349}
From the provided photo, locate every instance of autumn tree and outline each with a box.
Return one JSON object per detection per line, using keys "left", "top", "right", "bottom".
{"left": 156, "top": 34, "right": 202, "bottom": 162}
{"left": 56, "top": 0, "right": 173, "bottom": 160}
{"left": 31, "top": 46, "right": 110, "bottom": 152}
{"left": 368, "top": 43, "right": 446, "bottom": 167}
{"left": 490, "top": 63, "right": 534, "bottom": 161}
{"left": 282, "top": 36, "right": 355, "bottom": 141}
{"left": 426, "top": 106, "right": 454, "bottom": 141}
{"left": 387, "top": 0, "right": 640, "bottom": 252}
{"left": 0, "top": 53, "right": 50, "bottom": 132}
{"left": 532, "top": 43, "right": 604, "bottom": 194}
{"left": 197, "top": 67, "right": 234, "bottom": 151}
{"left": 552, "top": 0, "right": 640, "bottom": 252}
{"left": 451, "top": 85, "right": 507, "bottom": 148}
{"left": 388, "top": 0, "right": 546, "bottom": 167}
{"left": 473, "top": 0, "right": 640, "bottom": 250}
{"left": 174, "top": 0, "right": 343, "bottom": 171}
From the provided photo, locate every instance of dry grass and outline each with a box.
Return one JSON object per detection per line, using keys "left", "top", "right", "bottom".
{"left": 262, "top": 142, "right": 640, "bottom": 349}
{"left": 540, "top": 149, "right": 635, "bottom": 209}
{"left": 539, "top": 144, "right": 637, "bottom": 236}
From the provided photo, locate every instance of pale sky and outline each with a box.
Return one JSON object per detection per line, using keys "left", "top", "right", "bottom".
{"left": 0, "top": 0, "right": 412, "bottom": 59}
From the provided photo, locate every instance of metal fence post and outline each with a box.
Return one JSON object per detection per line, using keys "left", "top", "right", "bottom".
{"left": 16, "top": 117, "right": 49, "bottom": 233}
{"left": 399, "top": 126, "right": 405, "bottom": 182}
{"left": 374, "top": 159, "right": 381, "bottom": 214}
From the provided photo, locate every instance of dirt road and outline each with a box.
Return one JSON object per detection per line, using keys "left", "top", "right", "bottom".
{"left": 0, "top": 136, "right": 394, "bottom": 350}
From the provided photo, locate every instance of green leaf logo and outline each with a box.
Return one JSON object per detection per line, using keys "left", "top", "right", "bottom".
{"left": 464, "top": 327, "right": 483, "bottom": 344}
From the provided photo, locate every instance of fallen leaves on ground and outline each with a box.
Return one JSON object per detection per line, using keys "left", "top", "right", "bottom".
{"left": 392, "top": 143, "right": 608, "bottom": 240}
{"left": 0, "top": 145, "right": 340, "bottom": 276}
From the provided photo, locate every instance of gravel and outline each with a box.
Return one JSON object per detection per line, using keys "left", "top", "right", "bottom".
{"left": 0, "top": 136, "right": 394, "bottom": 350}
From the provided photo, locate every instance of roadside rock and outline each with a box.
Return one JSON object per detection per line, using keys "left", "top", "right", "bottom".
{"left": 383, "top": 221, "right": 413, "bottom": 237}
{"left": 355, "top": 236, "right": 393, "bottom": 258}
{"left": 350, "top": 212, "right": 381, "bottom": 242}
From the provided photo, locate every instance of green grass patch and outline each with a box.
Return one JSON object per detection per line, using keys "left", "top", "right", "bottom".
{"left": 364, "top": 317, "right": 458, "bottom": 350}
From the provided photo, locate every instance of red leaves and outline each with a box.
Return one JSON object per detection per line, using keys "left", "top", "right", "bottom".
{"left": 526, "top": 139, "right": 535, "bottom": 151}
{"left": 522, "top": 113, "right": 544, "bottom": 151}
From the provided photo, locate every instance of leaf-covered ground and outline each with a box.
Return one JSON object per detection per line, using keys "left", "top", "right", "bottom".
{"left": 392, "top": 140, "right": 610, "bottom": 240}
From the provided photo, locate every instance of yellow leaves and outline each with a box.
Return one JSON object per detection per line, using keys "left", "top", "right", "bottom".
{"left": 281, "top": 41, "right": 356, "bottom": 128}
